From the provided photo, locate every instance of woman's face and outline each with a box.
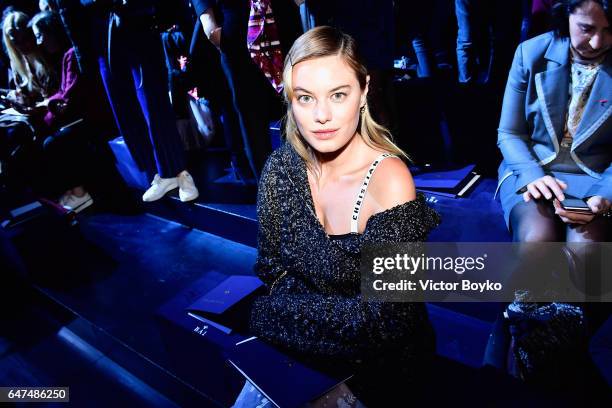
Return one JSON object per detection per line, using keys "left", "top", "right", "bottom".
{"left": 569, "top": 0, "right": 612, "bottom": 60}
{"left": 291, "top": 54, "right": 368, "bottom": 155}
{"left": 32, "top": 23, "right": 60, "bottom": 55}
{"left": 6, "top": 25, "right": 36, "bottom": 54}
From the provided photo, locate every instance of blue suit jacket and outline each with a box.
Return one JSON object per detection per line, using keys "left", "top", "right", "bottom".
{"left": 497, "top": 32, "right": 612, "bottom": 200}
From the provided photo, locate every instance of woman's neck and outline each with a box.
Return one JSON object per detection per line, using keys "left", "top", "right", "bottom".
{"left": 315, "top": 134, "right": 372, "bottom": 178}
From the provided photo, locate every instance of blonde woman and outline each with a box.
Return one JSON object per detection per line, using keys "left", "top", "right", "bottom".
{"left": 236, "top": 27, "right": 440, "bottom": 407}
{"left": 2, "top": 10, "right": 56, "bottom": 106}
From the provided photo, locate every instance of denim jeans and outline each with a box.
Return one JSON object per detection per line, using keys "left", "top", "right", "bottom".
{"left": 411, "top": 37, "right": 435, "bottom": 78}
{"left": 299, "top": 2, "right": 316, "bottom": 32}
{"left": 99, "top": 16, "right": 186, "bottom": 179}
{"left": 455, "top": 0, "right": 524, "bottom": 85}
{"left": 397, "top": 1, "right": 437, "bottom": 78}
{"left": 455, "top": 0, "right": 483, "bottom": 83}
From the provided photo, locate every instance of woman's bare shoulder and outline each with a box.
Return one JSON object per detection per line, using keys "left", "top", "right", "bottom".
{"left": 368, "top": 155, "right": 416, "bottom": 210}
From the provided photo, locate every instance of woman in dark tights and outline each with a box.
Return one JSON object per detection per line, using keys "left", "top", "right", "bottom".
{"left": 490, "top": 0, "right": 612, "bottom": 388}
{"left": 497, "top": 0, "right": 612, "bottom": 244}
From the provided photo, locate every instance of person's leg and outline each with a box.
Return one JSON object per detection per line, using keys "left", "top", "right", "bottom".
{"left": 188, "top": 20, "right": 249, "bottom": 178}
{"left": 131, "top": 29, "right": 186, "bottom": 179}
{"left": 219, "top": 52, "right": 256, "bottom": 180}
{"left": 455, "top": 0, "right": 476, "bottom": 83}
{"left": 299, "top": 1, "right": 316, "bottom": 32}
{"left": 219, "top": 45, "right": 275, "bottom": 180}
{"left": 42, "top": 125, "right": 95, "bottom": 211}
{"left": 509, "top": 199, "right": 563, "bottom": 243}
{"left": 487, "top": 0, "right": 524, "bottom": 88}
{"left": 407, "top": 2, "right": 437, "bottom": 78}
{"left": 42, "top": 126, "right": 90, "bottom": 197}
{"left": 430, "top": 0, "right": 455, "bottom": 70}
{"left": 566, "top": 216, "right": 612, "bottom": 244}
{"left": 99, "top": 53, "right": 157, "bottom": 179}
{"left": 566, "top": 217, "right": 612, "bottom": 334}
{"left": 366, "top": 69, "right": 397, "bottom": 134}
{"left": 484, "top": 201, "right": 561, "bottom": 375}
{"left": 0, "top": 124, "right": 41, "bottom": 191}
{"left": 507, "top": 199, "right": 567, "bottom": 298}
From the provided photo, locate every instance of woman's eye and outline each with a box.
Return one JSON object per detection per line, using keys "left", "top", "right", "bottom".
{"left": 331, "top": 92, "right": 347, "bottom": 102}
{"left": 297, "top": 95, "right": 313, "bottom": 104}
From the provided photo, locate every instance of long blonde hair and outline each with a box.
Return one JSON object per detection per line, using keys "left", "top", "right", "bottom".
{"left": 282, "top": 26, "right": 407, "bottom": 172}
{"left": 2, "top": 11, "right": 55, "bottom": 99}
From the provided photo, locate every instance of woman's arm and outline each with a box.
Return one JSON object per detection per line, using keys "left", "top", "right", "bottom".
{"left": 45, "top": 49, "right": 81, "bottom": 127}
{"left": 254, "top": 156, "right": 289, "bottom": 288}
{"left": 250, "top": 293, "right": 431, "bottom": 361}
{"left": 251, "top": 192, "right": 439, "bottom": 360}
{"left": 497, "top": 42, "right": 547, "bottom": 191}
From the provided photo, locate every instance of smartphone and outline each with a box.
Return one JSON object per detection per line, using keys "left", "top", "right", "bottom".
{"left": 560, "top": 198, "right": 592, "bottom": 213}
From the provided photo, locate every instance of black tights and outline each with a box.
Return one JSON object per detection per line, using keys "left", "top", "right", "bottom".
{"left": 510, "top": 199, "right": 611, "bottom": 243}
{"left": 509, "top": 199, "right": 611, "bottom": 333}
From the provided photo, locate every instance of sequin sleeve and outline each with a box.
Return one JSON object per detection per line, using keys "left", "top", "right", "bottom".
{"left": 363, "top": 194, "right": 441, "bottom": 243}
{"left": 253, "top": 154, "right": 287, "bottom": 288}
{"left": 249, "top": 294, "right": 432, "bottom": 362}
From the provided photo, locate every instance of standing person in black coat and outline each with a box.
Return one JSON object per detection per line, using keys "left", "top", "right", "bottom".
{"left": 299, "top": 0, "right": 397, "bottom": 133}
{"left": 190, "top": 0, "right": 301, "bottom": 180}
{"left": 55, "top": 0, "right": 200, "bottom": 203}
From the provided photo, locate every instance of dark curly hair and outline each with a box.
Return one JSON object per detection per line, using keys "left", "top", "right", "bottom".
{"left": 551, "top": 0, "right": 611, "bottom": 36}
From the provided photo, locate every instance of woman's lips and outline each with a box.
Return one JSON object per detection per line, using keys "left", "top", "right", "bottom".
{"left": 312, "top": 129, "right": 339, "bottom": 139}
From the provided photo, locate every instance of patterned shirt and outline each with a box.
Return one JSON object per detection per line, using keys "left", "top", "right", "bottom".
{"left": 562, "top": 47, "right": 604, "bottom": 148}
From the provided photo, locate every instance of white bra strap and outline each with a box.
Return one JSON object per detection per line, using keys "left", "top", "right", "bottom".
{"left": 350, "top": 153, "right": 396, "bottom": 233}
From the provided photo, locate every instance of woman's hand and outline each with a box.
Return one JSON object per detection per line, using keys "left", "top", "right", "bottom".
{"left": 523, "top": 176, "right": 567, "bottom": 202}
{"left": 552, "top": 196, "right": 610, "bottom": 225}
{"left": 553, "top": 199, "right": 594, "bottom": 224}
{"left": 586, "top": 196, "right": 612, "bottom": 215}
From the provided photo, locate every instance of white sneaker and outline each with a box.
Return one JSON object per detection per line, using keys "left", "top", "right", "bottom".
{"left": 62, "top": 192, "right": 93, "bottom": 213}
{"left": 142, "top": 174, "right": 178, "bottom": 202}
{"left": 177, "top": 170, "right": 199, "bottom": 202}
